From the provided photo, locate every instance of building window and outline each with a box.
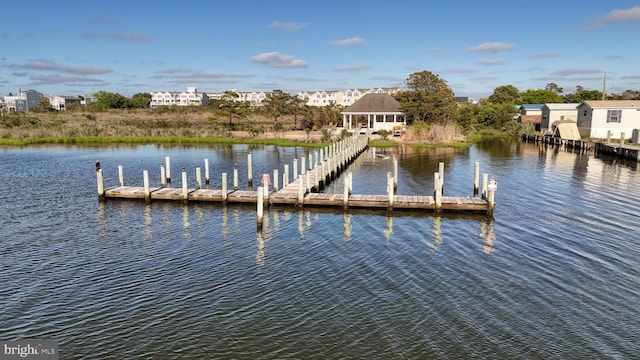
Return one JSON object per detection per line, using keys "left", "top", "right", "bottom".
{"left": 607, "top": 109, "right": 622, "bottom": 123}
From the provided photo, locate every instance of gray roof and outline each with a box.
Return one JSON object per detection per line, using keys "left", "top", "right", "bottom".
{"left": 544, "top": 103, "right": 579, "bottom": 110}
{"left": 342, "top": 93, "right": 402, "bottom": 113}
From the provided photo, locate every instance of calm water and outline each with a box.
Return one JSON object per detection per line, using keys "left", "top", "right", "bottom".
{"left": 1, "top": 138, "right": 638, "bottom": 359}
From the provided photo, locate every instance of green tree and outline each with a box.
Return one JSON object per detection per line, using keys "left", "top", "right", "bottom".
{"left": 33, "top": 97, "right": 54, "bottom": 112}
{"left": 456, "top": 101, "right": 480, "bottom": 132}
{"left": 262, "top": 89, "right": 294, "bottom": 129}
{"left": 94, "top": 91, "right": 129, "bottom": 110}
{"left": 474, "top": 103, "right": 515, "bottom": 129}
{"left": 216, "top": 91, "right": 251, "bottom": 126}
{"left": 129, "top": 93, "right": 152, "bottom": 108}
{"left": 487, "top": 85, "right": 520, "bottom": 104}
{"left": 519, "top": 89, "right": 563, "bottom": 104}
{"left": 545, "top": 82, "right": 563, "bottom": 94}
{"left": 394, "top": 70, "right": 457, "bottom": 124}
{"left": 292, "top": 96, "right": 308, "bottom": 129}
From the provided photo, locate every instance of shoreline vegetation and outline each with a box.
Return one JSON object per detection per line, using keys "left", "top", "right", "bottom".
{"left": 0, "top": 108, "right": 473, "bottom": 148}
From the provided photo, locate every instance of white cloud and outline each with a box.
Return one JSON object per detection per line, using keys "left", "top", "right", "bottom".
{"left": 267, "top": 21, "right": 308, "bottom": 32}
{"left": 532, "top": 52, "right": 560, "bottom": 59}
{"left": 329, "top": 37, "right": 367, "bottom": 47}
{"left": 250, "top": 52, "right": 308, "bottom": 68}
{"left": 468, "top": 42, "right": 516, "bottom": 53}
{"left": 24, "top": 60, "right": 112, "bottom": 75}
{"left": 478, "top": 58, "right": 505, "bottom": 66}
{"left": 333, "top": 65, "right": 370, "bottom": 72}
{"left": 82, "top": 32, "right": 149, "bottom": 41}
{"left": 590, "top": 6, "right": 640, "bottom": 27}
{"left": 550, "top": 68, "right": 602, "bottom": 76}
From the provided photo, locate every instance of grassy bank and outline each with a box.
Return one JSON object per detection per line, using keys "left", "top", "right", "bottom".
{"left": 1, "top": 109, "right": 473, "bottom": 148}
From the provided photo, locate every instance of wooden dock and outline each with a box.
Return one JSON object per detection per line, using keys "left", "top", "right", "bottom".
{"left": 522, "top": 133, "right": 640, "bottom": 162}
{"left": 97, "top": 136, "right": 497, "bottom": 216}
{"left": 593, "top": 142, "right": 640, "bottom": 162}
{"left": 521, "top": 133, "right": 592, "bottom": 152}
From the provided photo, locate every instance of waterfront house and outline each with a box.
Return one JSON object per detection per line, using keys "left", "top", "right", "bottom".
{"left": 3, "top": 89, "right": 42, "bottom": 112}
{"left": 47, "top": 95, "right": 81, "bottom": 111}
{"left": 150, "top": 87, "right": 209, "bottom": 108}
{"left": 341, "top": 93, "right": 406, "bottom": 132}
{"left": 576, "top": 100, "right": 640, "bottom": 140}
{"left": 297, "top": 87, "right": 402, "bottom": 108}
{"left": 540, "top": 103, "right": 579, "bottom": 134}
{"left": 517, "top": 104, "right": 543, "bottom": 130}
{"left": 519, "top": 104, "right": 544, "bottom": 116}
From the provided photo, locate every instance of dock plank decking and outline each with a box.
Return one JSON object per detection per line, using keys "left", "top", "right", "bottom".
{"left": 97, "top": 135, "right": 496, "bottom": 215}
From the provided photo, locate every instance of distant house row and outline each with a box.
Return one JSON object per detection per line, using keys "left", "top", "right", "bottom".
{"left": 0, "top": 89, "right": 95, "bottom": 112}
{"left": 518, "top": 101, "right": 640, "bottom": 140}
{"left": 151, "top": 87, "right": 415, "bottom": 109}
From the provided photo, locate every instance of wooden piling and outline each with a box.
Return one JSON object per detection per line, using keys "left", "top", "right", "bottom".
{"left": 118, "top": 165, "right": 124, "bottom": 187}
{"left": 233, "top": 164, "right": 239, "bottom": 190}
{"left": 247, "top": 153, "right": 253, "bottom": 188}
{"left": 204, "top": 159, "right": 210, "bottom": 185}
{"left": 97, "top": 168, "right": 105, "bottom": 202}
{"left": 487, "top": 177, "right": 497, "bottom": 216}
{"left": 196, "top": 167, "right": 202, "bottom": 189}
{"left": 283, "top": 164, "right": 289, "bottom": 187}
{"left": 293, "top": 158, "right": 299, "bottom": 179}
{"left": 301, "top": 156, "right": 306, "bottom": 175}
{"left": 165, "top": 156, "right": 171, "bottom": 184}
{"left": 393, "top": 158, "right": 398, "bottom": 193}
{"left": 257, "top": 186, "right": 264, "bottom": 228}
{"left": 262, "top": 174, "right": 270, "bottom": 204}
{"left": 482, "top": 174, "right": 488, "bottom": 199}
{"left": 343, "top": 175, "right": 349, "bottom": 209}
{"left": 473, "top": 161, "right": 480, "bottom": 197}
{"left": 439, "top": 162, "right": 445, "bottom": 193}
{"left": 387, "top": 172, "right": 394, "bottom": 210}
{"left": 143, "top": 170, "right": 150, "bottom": 204}
{"left": 181, "top": 168, "right": 188, "bottom": 203}
{"left": 273, "top": 169, "right": 279, "bottom": 192}
{"left": 297, "top": 175, "right": 304, "bottom": 206}
{"left": 434, "top": 173, "right": 442, "bottom": 212}
{"left": 160, "top": 164, "right": 166, "bottom": 188}
{"left": 222, "top": 173, "right": 228, "bottom": 202}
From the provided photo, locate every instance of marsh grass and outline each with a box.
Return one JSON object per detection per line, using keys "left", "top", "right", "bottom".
{"left": 0, "top": 109, "right": 328, "bottom": 147}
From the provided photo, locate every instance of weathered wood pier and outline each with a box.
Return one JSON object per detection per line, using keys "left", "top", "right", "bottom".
{"left": 96, "top": 136, "right": 497, "bottom": 223}
{"left": 522, "top": 133, "right": 640, "bottom": 161}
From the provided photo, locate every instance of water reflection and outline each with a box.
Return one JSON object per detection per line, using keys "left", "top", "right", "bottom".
{"left": 384, "top": 216, "right": 393, "bottom": 243}
{"left": 479, "top": 218, "right": 495, "bottom": 254}
{"left": 426, "top": 216, "right": 443, "bottom": 250}
{"left": 256, "top": 230, "right": 265, "bottom": 267}
{"left": 343, "top": 213, "right": 352, "bottom": 242}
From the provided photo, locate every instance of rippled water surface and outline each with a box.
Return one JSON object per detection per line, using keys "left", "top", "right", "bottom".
{"left": 1, "top": 139, "right": 639, "bottom": 359}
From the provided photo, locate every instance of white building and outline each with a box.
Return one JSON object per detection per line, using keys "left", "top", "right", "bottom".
{"left": 3, "top": 89, "right": 42, "bottom": 112}
{"left": 150, "top": 87, "right": 209, "bottom": 108}
{"left": 298, "top": 87, "right": 402, "bottom": 107}
{"left": 341, "top": 93, "right": 406, "bottom": 132}
{"left": 540, "top": 103, "right": 579, "bottom": 134}
{"left": 206, "top": 90, "right": 268, "bottom": 107}
{"left": 576, "top": 100, "right": 640, "bottom": 139}
{"left": 47, "top": 95, "right": 81, "bottom": 111}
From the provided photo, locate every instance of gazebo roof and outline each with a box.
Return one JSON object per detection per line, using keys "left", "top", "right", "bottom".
{"left": 342, "top": 93, "right": 402, "bottom": 113}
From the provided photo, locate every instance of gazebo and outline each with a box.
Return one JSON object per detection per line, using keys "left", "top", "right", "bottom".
{"left": 341, "top": 93, "right": 405, "bottom": 132}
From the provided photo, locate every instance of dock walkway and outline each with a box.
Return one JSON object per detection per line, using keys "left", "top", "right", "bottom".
{"left": 98, "top": 136, "right": 496, "bottom": 215}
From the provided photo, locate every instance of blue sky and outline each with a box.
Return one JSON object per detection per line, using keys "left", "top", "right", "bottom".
{"left": 2, "top": 1, "right": 640, "bottom": 100}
